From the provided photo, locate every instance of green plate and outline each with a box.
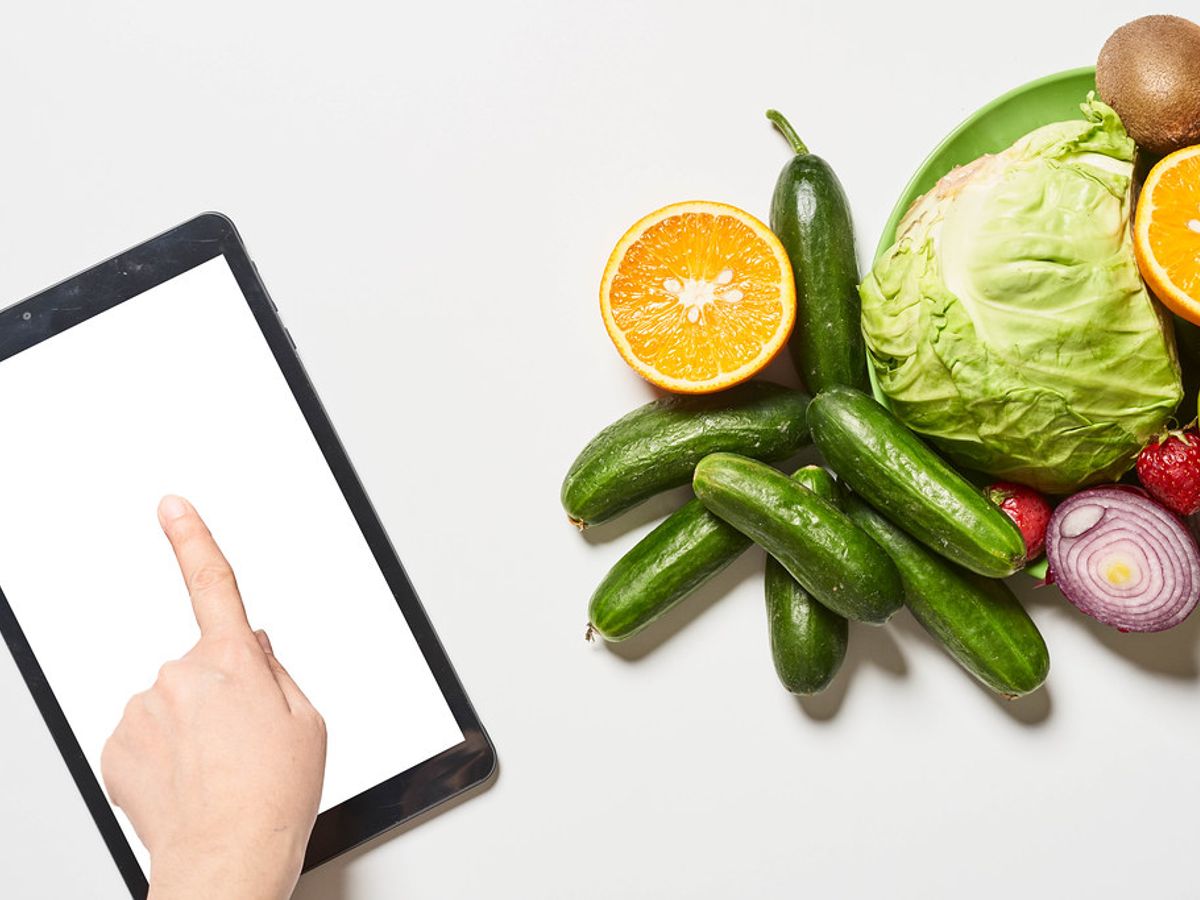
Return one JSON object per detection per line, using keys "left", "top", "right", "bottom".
{"left": 873, "top": 66, "right": 1097, "bottom": 259}
{"left": 869, "top": 67, "right": 1097, "bottom": 580}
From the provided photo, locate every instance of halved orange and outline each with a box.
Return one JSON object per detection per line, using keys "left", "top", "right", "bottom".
{"left": 600, "top": 201, "right": 795, "bottom": 394}
{"left": 1134, "top": 145, "right": 1200, "bottom": 325}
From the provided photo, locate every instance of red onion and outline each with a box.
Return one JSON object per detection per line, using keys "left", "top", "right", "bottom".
{"left": 1046, "top": 487, "right": 1200, "bottom": 632}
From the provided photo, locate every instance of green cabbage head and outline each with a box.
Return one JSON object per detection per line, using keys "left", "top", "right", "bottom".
{"left": 860, "top": 97, "right": 1181, "bottom": 494}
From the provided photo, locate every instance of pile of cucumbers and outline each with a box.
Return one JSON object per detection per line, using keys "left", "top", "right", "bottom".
{"left": 561, "top": 112, "right": 1050, "bottom": 699}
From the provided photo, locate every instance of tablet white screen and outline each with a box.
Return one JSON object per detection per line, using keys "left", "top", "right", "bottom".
{"left": 0, "top": 255, "right": 464, "bottom": 868}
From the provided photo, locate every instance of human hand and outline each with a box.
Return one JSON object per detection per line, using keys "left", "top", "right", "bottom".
{"left": 102, "top": 495, "right": 327, "bottom": 900}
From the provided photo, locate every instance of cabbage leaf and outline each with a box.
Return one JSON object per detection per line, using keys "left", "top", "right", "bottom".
{"left": 860, "top": 97, "right": 1181, "bottom": 493}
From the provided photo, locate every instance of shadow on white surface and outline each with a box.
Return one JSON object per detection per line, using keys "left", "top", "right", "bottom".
{"left": 1078, "top": 611, "right": 1200, "bottom": 679}
{"left": 886, "top": 608, "right": 1054, "bottom": 725}
{"left": 578, "top": 484, "right": 693, "bottom": 546}
{"left": 796, "top": 622, "right": 908, "bottom": 720}
{"left": 1016, "top": 577, "right": 1200, "bottom": 679}
{"left": 602, "top": 546, "right": 765, "bottom": 661}
{"left": 292, "top": 761, "right": 500, "bottom": 900}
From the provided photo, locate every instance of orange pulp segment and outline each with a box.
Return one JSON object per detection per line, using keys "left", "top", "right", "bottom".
{"left": 1135, "top": 145, "right": 1200, "bottom": 324}
{"left": 600, "top": 201, "right": 795, "bottom": 394}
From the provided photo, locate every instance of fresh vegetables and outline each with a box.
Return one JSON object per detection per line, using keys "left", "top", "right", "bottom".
{"left": 561, "top": 382, "right": 811, "bottom": 527}
{"left": 1045, "top": 487, "right": 1200, "bottom": 632}
{"left": 1136, "top": 430, "right": 1200, "bottom": 517}
{"left": 765, "top": 557, "right": 847, "bottom": 695}
{"left": 767, "top": 110, "right": 869, "bottom": 395}
{"left": 599, "top": 201, "right": 795, "bottom": 394}
{"left": 571, "top": 52, "right": 1200, "bottom": 711}
{"left": 693, "top": 453, "right": 903, "bottom": 624}
{"left": 808, "top": 386, "right": 1026, "bottom": 578}
{"left": 859, "top": 97, "right": 1182, "bottom": 493}
{"left": 844, "top": 494, "right": 1050, "bottom": 697}
{"left": 765, "top": 467, "right": 849, "bottom": 694}
{"left": 1096, "top": 15, "right": 1200, "bottom": 156}
{"left": 588, "top": 498, "right": 751, "bottom": 641}
{"left": 1133, "top": 145, "right": 1200, "bottom": 327}
{"left": 985, "top": 482, "right": 1053, "bottom": 560}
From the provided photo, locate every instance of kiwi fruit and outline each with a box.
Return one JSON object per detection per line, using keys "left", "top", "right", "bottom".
{"left": 1096, "top": 14, "right": 1200, "bottom": 156}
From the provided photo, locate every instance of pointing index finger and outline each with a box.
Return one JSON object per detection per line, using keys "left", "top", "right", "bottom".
{"left": 158, "top": 495, "right": 251, "bottom": 636}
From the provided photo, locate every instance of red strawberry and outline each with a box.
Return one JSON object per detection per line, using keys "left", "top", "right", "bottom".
{"left": 1136, "top": 429, "right": 1200, "bottom": 516}
{"left": 985, "top": 481, "right": 1052, "bottom": 561}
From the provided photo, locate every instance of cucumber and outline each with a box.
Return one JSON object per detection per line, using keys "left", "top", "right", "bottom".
{"left": 562, "top": 382, "right": 811, "bottom": 527}
{"left": 843, "top": 493, "right": 1049, "bottom": 697}
{"left": 808, "top": 386, "right": 1026, "bottom": 578}
{"left": 588, "top": 466, "right": 837, "bottom": 644}
{"left": 767, "top": 110, "right": 869, "bottom": 395}
{"left": 693, "top": 453, "right": 902, "bottom": 623}
{"left": 765, "top": 466, "right": 848, "bottom": 693}
{"left": 588, "top": 498, "right": 751, "bottom": 641}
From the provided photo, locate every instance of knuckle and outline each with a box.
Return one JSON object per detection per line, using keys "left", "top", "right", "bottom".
{"left": 153, "top": 661, "right": 201, "bottom": 702}
{"left": 155, "top": 660, "right": 182, "bottom": 686}
{"left": 187, "top": 562, "right": 235, "bottom": 596}
{"left": 121, "top": 691, "right": 147, "bottom": 719}
{"left": 99, "top": 739, "right": 122, "bottom": 798}
{"left": 153, "top": 662, "right": 192, "bottom": 700}
{"left": 209, "top": 635, "right": 258, "bottom": 671}
{"left": 100, "top": 734, "right": 118, "bottom": 771}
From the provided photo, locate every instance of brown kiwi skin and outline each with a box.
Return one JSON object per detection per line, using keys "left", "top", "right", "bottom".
{"left": 1096, "top": 14, "right": 1200, "bottom": 157}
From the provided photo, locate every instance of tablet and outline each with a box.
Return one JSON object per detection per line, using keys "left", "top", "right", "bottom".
{"left": 0, "top": 213, "right": 496, "bottom": 898}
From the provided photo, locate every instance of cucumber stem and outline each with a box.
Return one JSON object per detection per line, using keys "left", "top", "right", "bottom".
{"left": 766, "top": 109, "right": 809, "bottom": 156}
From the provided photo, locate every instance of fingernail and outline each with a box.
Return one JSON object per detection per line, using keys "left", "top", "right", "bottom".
{"left": 255, "top": 629, "right": 274, "bottom": 654}
{"left": 158, "top": 495, "right": 189, "bottom": 523}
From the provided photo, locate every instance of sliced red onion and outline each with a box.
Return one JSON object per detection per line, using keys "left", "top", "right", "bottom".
{"left": 1045, "top": 486, "right": 1200, "bottom": 633}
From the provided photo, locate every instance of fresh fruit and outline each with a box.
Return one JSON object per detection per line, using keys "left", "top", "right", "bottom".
{"left": 1046, "top": 486, "right": 1200, "bottom": 632}
{"left": 1134, "top": 145, "right": 1200, "bottom": 326}
{"left": 807, "top": 387, "right": 1027, "bottom": 578}
{"left": 765, "top": 466, "right": 848, "bottom": 694}
{"left": 1096, "top": 15, "right": 1200, "bottom": 156}
{"left": 693, "top": 453, "right": 903, "bottom": 623}
{"left": 561, "top": 382, "right": 811, "bottom": 528}
{"left": 599, "top": 201, "right": 795, "bottom": 393}
{"left": 844, "top": 493, "right": 1050, "bottom": 698}
{"left": 587, "top": 498, "right": 751, "bottom": 641}
{"left": 766, "top": 110, "right": 869, "bottom": 395}
{"left": 1136, "top": 429, "right": 1200, "bottom": 516}
{"left": 985, "top": 482, "right": 1052, "bottom": 560}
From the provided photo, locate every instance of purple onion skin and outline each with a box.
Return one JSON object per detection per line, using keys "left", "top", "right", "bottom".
{"left": 1046, "top": 487, "right": 1200, "bottom": 633}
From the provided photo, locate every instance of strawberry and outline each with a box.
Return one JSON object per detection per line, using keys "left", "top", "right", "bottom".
{"left": 1136, "top": 429, "right": 1200, "bottom": 517}
{"left": 985, "top": 481, "right": 1052, "bottom": 560}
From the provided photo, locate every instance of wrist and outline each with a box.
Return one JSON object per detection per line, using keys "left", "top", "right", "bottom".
{"left": 148, "top": 837, "right": 305, "bottom": 900}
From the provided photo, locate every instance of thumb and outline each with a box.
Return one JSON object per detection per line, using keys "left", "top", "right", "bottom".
{"left": 254, "top": 629, "right": 274, "bottom": 655}
{"left": 254, "top": 629, "right": 314, "bottom": 713}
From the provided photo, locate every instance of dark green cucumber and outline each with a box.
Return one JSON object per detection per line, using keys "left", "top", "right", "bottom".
{"left": 843, "top": 493, "right": 1049, "bottom": 697}
{"left": 767, "top": 109, "right": 869, "bottom": 395}
{"left": 808, "top": 386, "right": 1026, "bottom": 578}
{"left": 589, "top": 466, "right": 835, "bottom": 643}
{"left": 588, "top": 498, "right": 751, "bottom": 641}
{"left": 693, "top": 453, "right": 902, "bottom": 623}
{"left": 791, "top": 465, "right": 841, "bottom": 504}
{"left": 562, "top": 382, "right": 811, "bottom": 527}
{"left": 765, "top": 466, "right": 848, "bottom": 693}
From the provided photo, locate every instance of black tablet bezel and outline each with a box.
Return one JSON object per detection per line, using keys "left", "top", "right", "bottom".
{"left": 0, "top": 213, "right": 496, "bottom": 899}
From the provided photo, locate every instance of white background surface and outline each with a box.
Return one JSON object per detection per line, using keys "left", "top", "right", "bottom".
{"left": 0, "top": 2, "right": 1197, "bottom": 898}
